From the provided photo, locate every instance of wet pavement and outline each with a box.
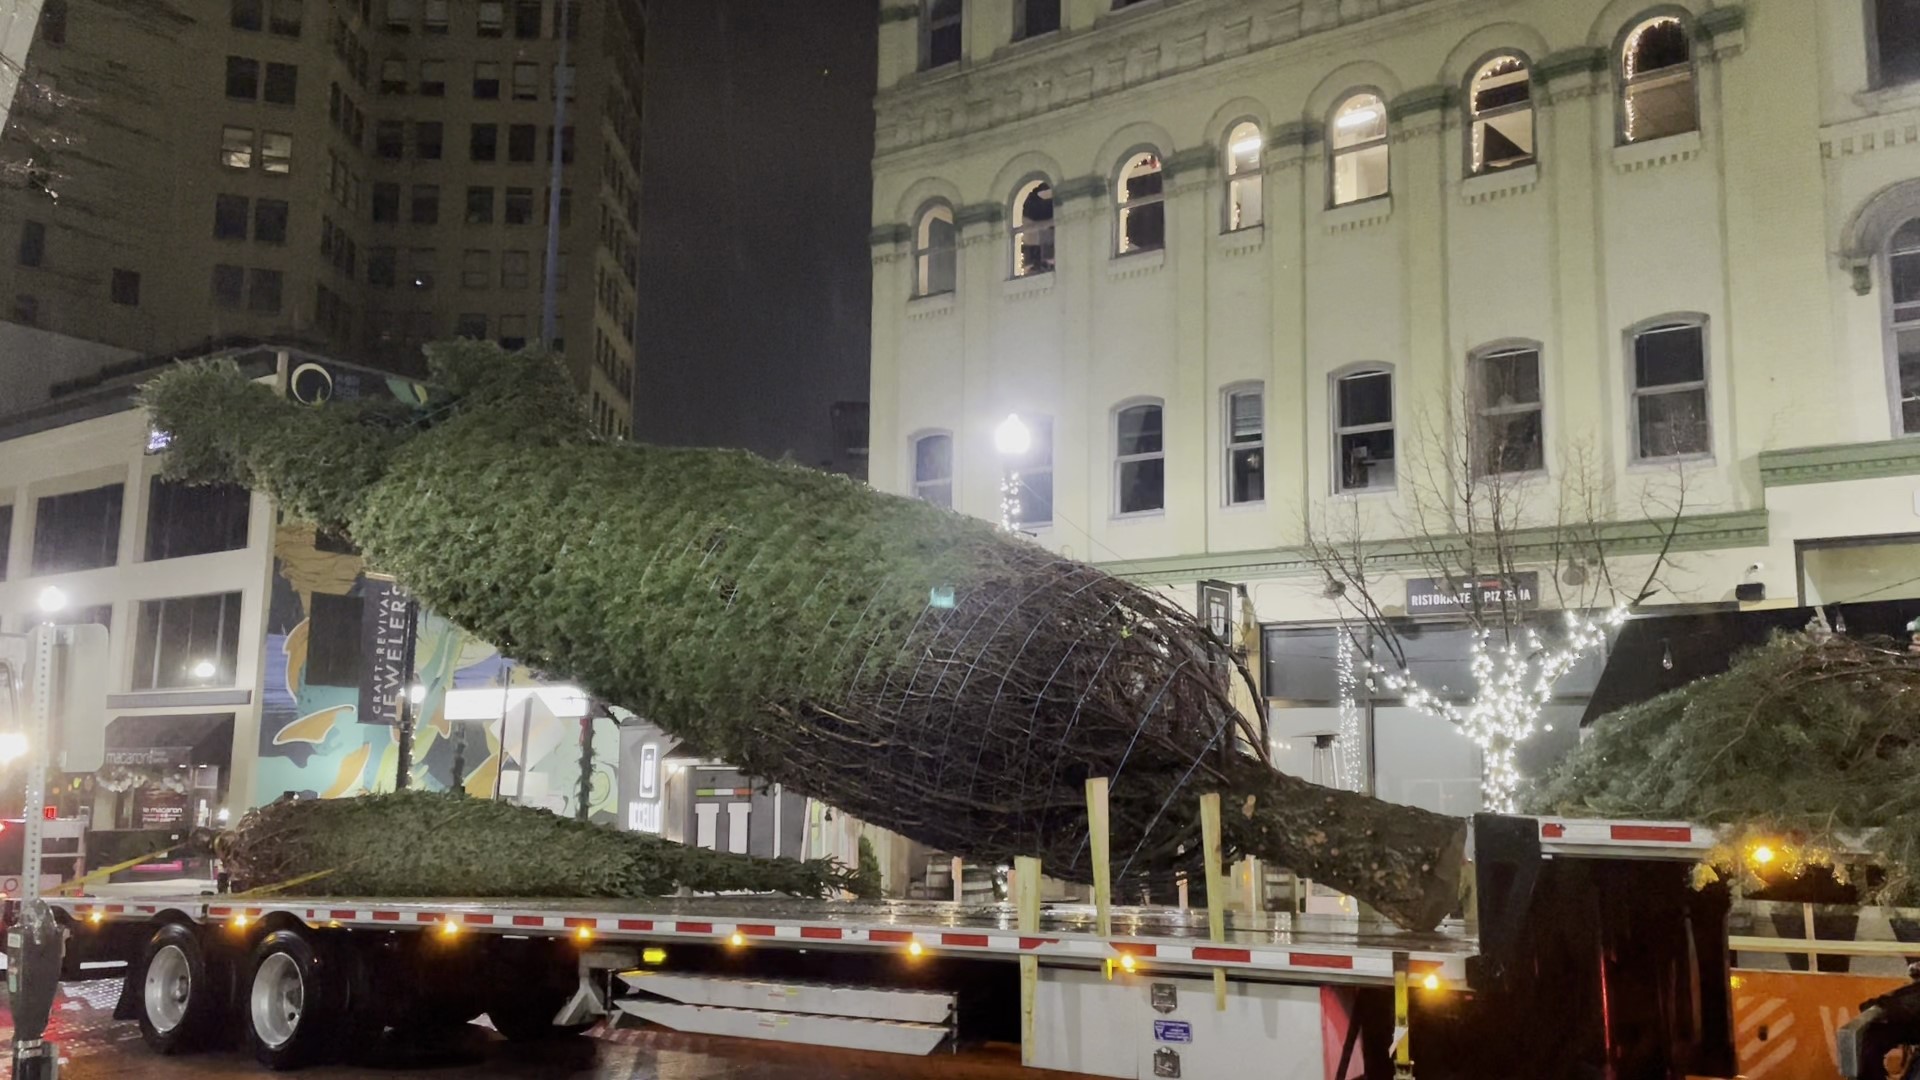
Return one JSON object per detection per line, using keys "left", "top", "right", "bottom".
{"left": 8, "top": 979, "right": 1083, "bottom": 1079}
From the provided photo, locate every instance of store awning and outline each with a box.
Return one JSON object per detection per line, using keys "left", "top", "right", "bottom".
{"left": 103, "top": 714, "right": 234, "bottom": 768}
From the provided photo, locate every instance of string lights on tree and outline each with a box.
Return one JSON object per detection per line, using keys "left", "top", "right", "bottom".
{"left": 1376, "top": 608, "right": 1626, "bottom": 813}
{"left": 1335, "top": 632, "right": 1364, "bottom": 793}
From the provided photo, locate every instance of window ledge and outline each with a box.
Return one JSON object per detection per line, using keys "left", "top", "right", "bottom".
{"left": 906, "top": 292, "right": 956, "bottom": 320}
{"left": 1108, "top": 247, "right": 1166, "bottom": 280}
{"left": 1218, "top": 225, "right": 1264, "bottom": 257}
{"left": 1221, "top": 501, "right": 1268, "bottom": 514}
{"left": 1627, "top": 453, "right": 1715, "bottom": 472}
{"left": 1003, "top": 271, "right": 1055, "bottom": 299}
{"left": 1854, "top": 79, "right": 1920, "bottom": 115}
{"left": 1461, "top": 163, "right": 1538, "bottom": 205}
{"left": 1611, "top": 130, "right": 1701, "bottom": 173}
{"left": 1325, "top": 196, "right": 1392, "bottom": 233}
{"left": 1110, "top": 509, "right": 1167, "bottom": 524}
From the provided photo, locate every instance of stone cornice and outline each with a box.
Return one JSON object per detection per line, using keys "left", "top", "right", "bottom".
{"left": 878, "top": 4, "right": 917, "bottom": 25}
{"left": 955, "top": 202, "right": 1004, "bottom": 227}
{"left": 1097, "top": 509, "right": 1770, "bottom": 587}
{"left": 1054, "top": 175, "right": 1106, "bottom": 203}
{"left": 875, "top": 0, "right": 1499, "bottom": 161}
{"left": 1163, "top": 144, "right": 1216, "bottom": 178}
{"left": 868, "top": 222, "right": 911, "bottom": 248}
{"left": 1758, "top": 439, "right": 1920, "bottom": 488}
{"left": 1535, "top": 47, "right": 1607, "bottom": 83}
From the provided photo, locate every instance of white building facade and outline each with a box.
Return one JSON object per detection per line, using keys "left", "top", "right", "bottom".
{"left": 867, "top": 0, "right": 1920, "bottom": 811}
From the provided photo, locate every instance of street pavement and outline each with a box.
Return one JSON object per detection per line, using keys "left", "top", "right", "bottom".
{"left": 6, "top": 979, "right": 1074, "bottom": 1079}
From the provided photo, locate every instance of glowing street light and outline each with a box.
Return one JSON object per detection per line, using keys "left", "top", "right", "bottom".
{"left": 191, "top": 659, "right": 217, "bottom": 680}
{"left": 993, "top": 414, "right": 1031, "bottom": 532}
{"left": 0, "top": 733, "right": 26, "bottom": 764}
{"left": 35, "top": 587, "right": 67, "bottom": 615}
{"left": 992, "top": 413, "right": 1031, "bottom": 457}
{"left": 408, "top": 682, "right": 427, "bottom": 705}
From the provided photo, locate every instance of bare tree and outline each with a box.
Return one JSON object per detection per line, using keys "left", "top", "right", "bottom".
{"left": 1303, "top": 387, "right": 1692, "bottom": 811}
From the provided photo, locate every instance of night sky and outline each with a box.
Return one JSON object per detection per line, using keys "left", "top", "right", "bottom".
{"left": 637, "top": 0, "right": 878, "bottom": 470}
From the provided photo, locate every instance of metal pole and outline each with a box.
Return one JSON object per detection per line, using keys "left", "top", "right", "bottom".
{"left": 540, "top": 2, "right": 571, "bottom": 347}
{"left": 514, "top": 695, "right": 534, "bottom": 805}
{"left": 490, "top": 663, "right": 514, "bottom": 801}
{"left": 24, "top": 628, "right": 54, "bottom": 900}
{"left": 575, "top": 709, "right": 592, "bottom": 821}
{"left": 391, "top": 597, "right": 420, "bottom": 791}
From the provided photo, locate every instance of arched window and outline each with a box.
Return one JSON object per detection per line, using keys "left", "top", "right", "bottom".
{"left": 1330, "top": 92, "right": 1389, "bottom": 206}
{"left": 1629, "top": 316, "right": 1710, "bottom": 460}
{"left": 1010, "top": 178, "right": 1055, "bottom": 277}
{"left": 1333, "top": 367, "right": 1394, "bottom": 492}
{"left": 1116, "top": 151, "right": 1165, "bottom": 255}
{"left": 1115, "top": 401, "right": 1165, "bottom": 515}
{"left": 1470, "top": 344, "right": 1544, "bottom": 476}
{"left": 912, "top": 202, "right": 956, "bottom": 298}
{"left": 1620, "top": 14, "right": 1697, "bottom": 144}
{"left": 1224, "top": 121, "right": 1263, "bottom": 231}
{"left": 911, "top": 432, "right": 954, "bottom": 507}
{"left": 1468, "top": 54, "right": 1534, "bottom": 173}
{"left": 1887, "top": 218, "right": 1920, "bottom": 435}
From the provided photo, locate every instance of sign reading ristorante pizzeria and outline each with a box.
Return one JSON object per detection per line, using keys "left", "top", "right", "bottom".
{"left": 1405, "top": 572, "right": 1541, "bottom": 614}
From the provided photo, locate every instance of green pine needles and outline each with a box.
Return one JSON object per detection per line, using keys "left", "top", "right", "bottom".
{"left": 144, "top": 343, "right": 1467, "bottom": 929}
{"left": 1530, "top": 631, "right": 1920, "bottom": 900}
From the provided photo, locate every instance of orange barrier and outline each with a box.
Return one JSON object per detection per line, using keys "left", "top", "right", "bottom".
{"left": 1733, "top": 969, "right": 1909, "bottom": 1078}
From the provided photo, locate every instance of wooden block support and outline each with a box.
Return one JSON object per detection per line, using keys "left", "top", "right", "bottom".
{"left": 1086, "top": 778, "right": 1112, "bottom": 937}
{"left": 1016, "top": 855, "right": 1041, "bottom": 1067}
{"left": 1199, "top": 792, "right": 1226, "bottom": 1011}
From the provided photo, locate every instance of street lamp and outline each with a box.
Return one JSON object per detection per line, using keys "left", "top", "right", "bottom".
{"left": 191, "top": 659, "right": 217, "bottom": 680}
{"left": 993, "top": 414, "right": 1030, "bottom": 533}
{"left": 34, "top": 588, "right": 66, "bottom": 616}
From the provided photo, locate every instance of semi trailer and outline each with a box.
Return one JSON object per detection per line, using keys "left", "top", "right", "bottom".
{"left": 18, "top": 813, "right": 1742, "bottom": 1080}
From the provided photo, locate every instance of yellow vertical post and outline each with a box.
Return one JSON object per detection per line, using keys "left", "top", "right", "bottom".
{"left": 1393, "top": 953, "right": 1413, "bottom": 1078}
{"left": 1199, "top": 792, "right": 1227, "bottom": 1011}
{"left": 951, "top": 855, "right": 964, "bottom": 904}
{"left": 1085, "top": 778, "right": 1112, "bottom": 937}
{"left": 1016, "top": 855, "right": 1041, "bottom": 1066}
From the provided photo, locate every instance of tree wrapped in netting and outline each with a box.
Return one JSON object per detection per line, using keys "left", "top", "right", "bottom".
{"left": 220, "top": 790, "right": 854, "bottom": 898}
{"left": 144, "top": 343, "right": 1466, "bottom": 930}
{"left": 1529, "top": 631, "right": 1920, "bottom": 899}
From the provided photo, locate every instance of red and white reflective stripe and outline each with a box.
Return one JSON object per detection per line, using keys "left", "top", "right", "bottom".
{"left": 1538, "top": 818, "right": 1706, "bottom": 849}
{"left": 39, "top": 896, "right": 1467, "bottom": 984}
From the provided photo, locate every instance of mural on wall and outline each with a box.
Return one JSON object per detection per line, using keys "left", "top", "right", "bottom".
{"left": 252, "top": 363, "right": 618, "bottom": 821}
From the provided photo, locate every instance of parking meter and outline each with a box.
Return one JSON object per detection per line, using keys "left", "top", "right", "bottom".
{"left": 8, "top": 899, "right": 66, "bottom": 1078}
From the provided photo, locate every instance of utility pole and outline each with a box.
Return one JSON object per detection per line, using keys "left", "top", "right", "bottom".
{"left": 540, "top": 1, "right": 572, "bottom": 348}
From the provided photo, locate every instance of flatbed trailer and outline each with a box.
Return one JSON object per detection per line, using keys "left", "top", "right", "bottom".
{"left": 22, "top": 814, "right": 1742, "bottom": 1079}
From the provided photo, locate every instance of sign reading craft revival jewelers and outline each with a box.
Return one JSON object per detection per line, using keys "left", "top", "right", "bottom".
{"left": 1405, "top": 572, "right": 1540, "bottom": 615}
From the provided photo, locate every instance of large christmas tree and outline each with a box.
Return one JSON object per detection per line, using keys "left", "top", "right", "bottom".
{"left": 1531, "top": 630, "right": 1920, "bottom": 898}
{"left": 146, "top": 344, "right": 1466, "bottom": 929}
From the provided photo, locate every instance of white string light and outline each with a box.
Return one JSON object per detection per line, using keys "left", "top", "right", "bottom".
{"left": 1335, "top": 633, "right": 1364, "bottom": 792}
{"left": 1376, "top": 607, "right": 1626, "bottom": 813}
{"left": 1000, "top": 470, "right": 1021, "bottom": 533}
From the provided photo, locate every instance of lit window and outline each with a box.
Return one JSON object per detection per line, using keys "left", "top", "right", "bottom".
{"left": 912, "top": 433, "right": 953, "bottom": 507}
{"left": 1469, "top": 55, "right": 1533, "bottom": 173}
{"left": 423, "top": 0, "right": 447, "bottom": 32}
{"left": 1010, "top": 178, "right": 1054, "bottom": 277}
{"left": 923, "top": 0, "right": 961, "bottom": 69}
{"left": 222, "top": 126, "right": 255, "bottom": 170}
{"left": 1224, "top": 121, "right": 1263, "bottom": 231}
{"left": 912, "top": 202, "right": 956, "bottom": 297}
{"left": 262, "top": 132, "right": 291, "bottom": 174}
{"left": 512, "top": 61, "right": 538, "bottom": 101}
{"left": 1224, "top": 385, "right": 1264, "bottom": 505}
{"left": 1888, "top": 218, "right": 1920, "bottom": 435}
{"left": 1630, "top": 319, "right": 1710, "bottom": 459}
{"left": 132, "top": 593, "right": 242, "bottom": 691}
{"left": 477, "top": 0, "right": 504, "bottom": 36}
{"left": 1471, "top": 346, "right": 1544, "bottom": 476}
{"left": 1620, "top": 15, "right": 1696, "bottom": 144}
{"left": 1330, "top": 93, "right": 1388, "bottom": 206}
{"left": 1115, "top": 402, "right": 1165, "bottom": 515}
{"left": 1002, "top": 414, "right": 1053, "bottom": 528}
{"left": 1116, "top": 151, "right": 1164, "bottom": 254}
{"left": 1873, "top": 0, "right": 1920, "bottom": 87}
{"left": 1334, "top": 369, "right": 1395, "bottom": 493}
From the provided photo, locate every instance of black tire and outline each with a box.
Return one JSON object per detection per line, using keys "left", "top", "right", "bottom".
{"left": 133, "top": 923, "right": 224, "bottom": 1054}
{"left": 244, "top": 929, "right": 346, "bottom": 1070}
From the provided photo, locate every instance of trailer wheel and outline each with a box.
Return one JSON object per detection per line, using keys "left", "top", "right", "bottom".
{"left": 134, "top": 923, "right": 223, "bottom": 1053}
{"left": 245, "top": 929, "right": 344, "bottom": 1070}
